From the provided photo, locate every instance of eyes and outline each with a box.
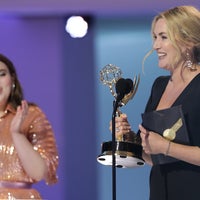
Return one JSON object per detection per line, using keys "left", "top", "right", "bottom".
{"left": 0, "top": 69, "right": 9, "bottom": 77}
{"left": 153, "top": 33, "right": 168, "bottom": 41}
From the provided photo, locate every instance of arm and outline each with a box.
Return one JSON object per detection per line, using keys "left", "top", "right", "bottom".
{"left": 12, "top": 133, "right": 47, "bottom": 181}
{"left": 166, "top": 142, "right": 200, "bottom": 166}
{"left": 10, "top": 100, "right": 58, "bottom": 183}
{"left": 10, "top": 100, "right": 47, "bottom": 181}
{"left": 139, "top": 124, "right": 200, "bottom": 166}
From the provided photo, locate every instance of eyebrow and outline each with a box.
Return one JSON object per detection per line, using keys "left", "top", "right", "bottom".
{"left": 0, "top": 68, "right": 8, "bottom": 72}
{"left": 153, "top": 32, "right": 167, "bottom": 36}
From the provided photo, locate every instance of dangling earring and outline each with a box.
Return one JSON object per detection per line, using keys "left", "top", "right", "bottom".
{"left": 10, "top": 83, "right": 15, "bottom": 100}
{"left": 186, "top": 51, "right": 197, "bottom": 71}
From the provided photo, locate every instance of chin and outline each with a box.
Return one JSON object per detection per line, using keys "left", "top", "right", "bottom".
{"left": 158, "top": 63, "right": 168, "bottom": 70}
{"left": 158, "top": 65, "right": 165, "bottom": 69}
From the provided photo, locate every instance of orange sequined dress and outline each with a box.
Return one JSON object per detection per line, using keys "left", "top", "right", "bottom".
{"left": 0, "top": 104, "right": 59, "bottom": 199}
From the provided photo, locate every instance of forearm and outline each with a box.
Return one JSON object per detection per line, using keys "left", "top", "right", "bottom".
{"left": 12, "top": 133, "right": 47, "bottom": 181}
{"left": 166, "top": 142, "right": 200, "bottom": 166}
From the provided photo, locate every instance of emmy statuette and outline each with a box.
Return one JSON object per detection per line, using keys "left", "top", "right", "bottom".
{"left": 97, "top": 64, "right": 145, "bottom": 168}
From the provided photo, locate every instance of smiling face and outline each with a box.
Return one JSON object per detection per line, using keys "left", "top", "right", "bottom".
{"left": 0, "top": 61, "right": 13, "bottom": 110}
{"left": 152, "top": 18, "right": 183, "bottom": 71}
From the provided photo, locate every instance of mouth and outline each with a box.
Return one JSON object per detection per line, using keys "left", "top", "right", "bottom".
{"left": 157, "top": 52, "right": 166, "bottom": 59}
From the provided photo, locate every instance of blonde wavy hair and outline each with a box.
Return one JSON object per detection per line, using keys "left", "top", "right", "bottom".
{"left": 143, "top": 5, "right": 200, "bottom": 70}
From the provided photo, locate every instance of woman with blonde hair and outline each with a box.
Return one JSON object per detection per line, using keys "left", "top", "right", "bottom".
{"left": 111, "top": 5, "right": 200, "bottom": 200}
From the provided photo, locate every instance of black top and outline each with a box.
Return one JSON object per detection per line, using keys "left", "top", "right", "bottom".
{"left": 143, "top": 74, "right": 200, "bottom": 200}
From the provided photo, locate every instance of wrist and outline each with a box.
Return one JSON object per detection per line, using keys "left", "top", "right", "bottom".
{"left": 164, "top": 140, "right": 171, "bottom": 156}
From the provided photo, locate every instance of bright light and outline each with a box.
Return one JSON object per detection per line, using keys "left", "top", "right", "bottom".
{"left": 65, "top": 16, "right": 88, "bottom": 38}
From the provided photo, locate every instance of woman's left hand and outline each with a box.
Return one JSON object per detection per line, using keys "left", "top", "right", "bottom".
{"left": 139, "top": 124, "right": 169, "bottom": 155}
{"left": 10, "top": 100, "right": 28, "bottom": 134}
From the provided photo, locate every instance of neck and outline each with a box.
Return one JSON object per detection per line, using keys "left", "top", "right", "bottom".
{"left": 0, "top": 102, "right": 7, "bottom": 113}
{"left": 170, "top": 66, "right": 200, "bottom": 84}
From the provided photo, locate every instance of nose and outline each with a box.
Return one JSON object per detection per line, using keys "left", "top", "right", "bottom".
{"left": 153, "top": 39, "right": 160, "bottom": 50}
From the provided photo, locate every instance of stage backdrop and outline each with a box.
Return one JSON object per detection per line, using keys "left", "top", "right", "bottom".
{"left": 0, "top": 14, "right": 168, "bottom": 200}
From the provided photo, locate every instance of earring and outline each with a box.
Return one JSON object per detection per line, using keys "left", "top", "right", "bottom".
{"left": 12, "top": 84, "right": 15, "bottom": 89}
{"left": 186, "top": 51, "right": 197, "bottom": 71}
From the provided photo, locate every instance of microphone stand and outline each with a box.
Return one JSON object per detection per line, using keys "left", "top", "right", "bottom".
{"left": 111, "top": 98, "right": 120, "bottom": 200}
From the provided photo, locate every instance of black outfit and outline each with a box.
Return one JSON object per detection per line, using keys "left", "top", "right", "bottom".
{"left": 144, "top": 74, "right": 200, "bottom": 200}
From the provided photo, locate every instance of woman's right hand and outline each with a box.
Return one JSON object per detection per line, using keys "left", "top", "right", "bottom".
{"left": 109, "top": 113, "right": 132, "bottom": 140}
{"left": 10, "top": 100, "right": 28, "bottom": 135}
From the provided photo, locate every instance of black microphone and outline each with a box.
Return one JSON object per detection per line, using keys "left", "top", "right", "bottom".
{"left": 115, "top": 78, "right": 133, "bottom": 102}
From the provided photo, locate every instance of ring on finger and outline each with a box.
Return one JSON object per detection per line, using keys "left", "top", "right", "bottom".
{"left": 116, "top": 127, "right": 120, "bottom": 132}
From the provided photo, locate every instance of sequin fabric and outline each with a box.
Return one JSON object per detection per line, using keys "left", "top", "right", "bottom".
{"left": 0, "top": 104, "right": 59, "bottom": 199}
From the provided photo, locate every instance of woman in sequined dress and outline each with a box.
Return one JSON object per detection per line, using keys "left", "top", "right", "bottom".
{"left": 0, "top": 54, "right": 59, "bottom": 199}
